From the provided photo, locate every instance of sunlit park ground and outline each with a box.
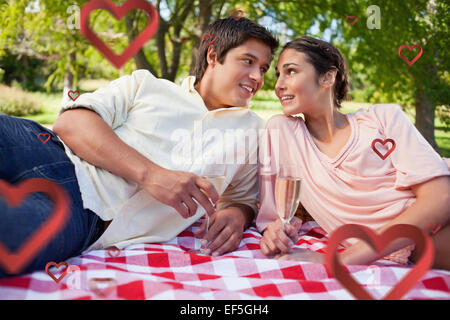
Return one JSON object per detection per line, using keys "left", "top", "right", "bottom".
{"left": 15, "top": 79, "right": 450, "bottom": 157}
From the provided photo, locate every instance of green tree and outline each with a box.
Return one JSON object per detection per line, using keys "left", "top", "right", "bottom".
{"left": 262, "top": 0, "right": 449, "bottom": 152}
{"left": 1, "top": 0, "right": 448, "bottom": 153}
{"left": 327, "top": 1, "right": 448, "bottom": 151}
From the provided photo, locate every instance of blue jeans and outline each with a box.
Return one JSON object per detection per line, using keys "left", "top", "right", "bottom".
{"left": 0, "top": 115, "right": 104, "bottom": 278}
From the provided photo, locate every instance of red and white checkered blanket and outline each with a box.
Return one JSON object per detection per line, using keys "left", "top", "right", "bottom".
{"left": 0, "top": 221, "right": 449, "bottom": 300}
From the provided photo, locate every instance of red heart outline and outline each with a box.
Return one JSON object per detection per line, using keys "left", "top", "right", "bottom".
{"left": 68, "top": 90, "right": 80, "bottom": 101}
{"left": 230, "top": 10, "right": 244, "bottom": 21}
{"left": 80, "top": 0, "right": 160, "bottom": 69}
{"left": 325, "top": 224, "right": 434, "bottom": 300}
{"left": 427, "top": 222, "right": 441, "bottom": 235}
{"left": 37, "top": 133, "right": 51, "bottom": 144}
{"left": 202, "top": 33, "right": 216, "bottom": 45}
{"left": 398, "top": 45, "right": 423, "bottom": 66}
{"left": 88, "top": 277, "right": 117, "bottom": 297}
{"left": 345, "top": 16, "right": 358, "bottom": 26}
{"left": 107, "top": 246, "right": 121, "bottom": 258}
{"left": 45, "top": 261, "right": 69, "bottom": 283}
{"left": 371, "top": 138, "right": 396, "bottom": 160}
{"left": 0, "top": 178, "right": 71, "bottom": 274}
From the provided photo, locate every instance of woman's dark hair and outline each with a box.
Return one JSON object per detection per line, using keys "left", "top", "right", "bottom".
{"left": 282, "top": 36, "right": 349, "bottom": 108}
{"left": 193, "top": 17, "right": 279, "bottom": 85}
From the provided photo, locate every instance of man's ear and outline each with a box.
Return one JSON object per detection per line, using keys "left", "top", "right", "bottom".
{"left": 319, "top": 69, "right": 337, "bottom": 88}
{"left": 206, "top": 45, "right": 218, "bottom": 67}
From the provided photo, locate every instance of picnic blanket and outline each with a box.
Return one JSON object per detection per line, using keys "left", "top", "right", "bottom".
{"left": 0, "top": 220, "right": 449, "bottom": 300}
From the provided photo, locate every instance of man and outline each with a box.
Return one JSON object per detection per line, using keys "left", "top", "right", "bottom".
{"left": 0, "top": 17, "right": 278, "bottom": 277}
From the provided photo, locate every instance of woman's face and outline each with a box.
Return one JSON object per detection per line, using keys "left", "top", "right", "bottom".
{"left": 275, "top": 49, "right": 323, "bottom": 116}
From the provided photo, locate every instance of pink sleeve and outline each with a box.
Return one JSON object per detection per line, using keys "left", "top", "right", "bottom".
{"left": 372, "top": 104, "right": 450, "bottom": 188}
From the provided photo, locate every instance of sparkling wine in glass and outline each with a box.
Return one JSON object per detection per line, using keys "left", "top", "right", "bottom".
{"left": 275, "top": 176, "right": 302, "bottom": 226}
{"left": 189, "top": 174, "right": 226, "bottom": 254}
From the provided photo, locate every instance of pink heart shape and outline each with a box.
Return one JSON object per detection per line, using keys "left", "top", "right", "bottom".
{"left": 325, "top": 224, "right": 434, "bottom": 300}
{"left": 68, "top": 90, "right": 80, "bottom": 101}
{"left": 80, "top": 0, "right": 159, "bottom": 69}
{"left": 230, "top": 10, "right": 244, "bottom": 21}
{"left": 0, "top": 178, "right": 71, "bottom": 274}
{"left": 398, "top": 45, "right": 423, "bottom": 66}
{"left": 45, "top": 261, "right": 69, "bottom": 283}
{"left": 203, "top": 33, "right": 216, "bottom": 45}
{"left": 371, "top": 138, "right": 396, "bottom": 160}
{"left": 345, "top": 16, "right": 358, "bottom": 26}
{"left": 37, "top": 133, "right": 51, "bottom": 144}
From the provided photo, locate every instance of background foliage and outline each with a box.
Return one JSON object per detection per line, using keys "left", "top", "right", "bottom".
{"left": 0, "top": 0, "right": 448, "bottom": 154}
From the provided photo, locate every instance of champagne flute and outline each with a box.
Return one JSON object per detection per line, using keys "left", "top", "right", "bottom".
{"left": 275, "top": 175, "right": 302, "bottom": 227}
{"left": 188, "top": 174, "right": 226, "bottom": 254}
{"left": 274, "top": 167, "right": 303, "bottom": 254}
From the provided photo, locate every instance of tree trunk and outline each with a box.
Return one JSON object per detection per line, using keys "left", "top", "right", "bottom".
{"left": 156, "top": 18, "right": 169, "bottom": 79}
{"left": 167, "top": 0, "right": 194, "bottom": 81}
{"left": 62, "top": 52, "right": 76, "bottom": 105}
{"left": 125, "top": 12, "right": 158, "bottom": 76}
{"left": 189, "top": 0, "right": 214, "bottom": 74}
{"left": 415, "top": 85, "right": 439, "bottom": 153}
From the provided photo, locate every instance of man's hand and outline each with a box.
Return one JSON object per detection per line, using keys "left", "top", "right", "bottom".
{"left": 260, "top": 217, "right": 302, "bottom": 256}
{"left": 141, "top": 167, "right": 219, "bottom": 219}
{"left": 193, "top": 206, "right": 249, "bottom": 256}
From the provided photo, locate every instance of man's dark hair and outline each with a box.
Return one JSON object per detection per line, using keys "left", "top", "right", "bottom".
{"left": 282, "top": 36, "right": 350, "bottom": 108}
{"left": 193, "top": 17, "right": 279, "bottom": 85}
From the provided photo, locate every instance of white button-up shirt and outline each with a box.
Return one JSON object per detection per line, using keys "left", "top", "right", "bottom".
{"left": 59, "top": 70, "right": 265, "bottom": 250}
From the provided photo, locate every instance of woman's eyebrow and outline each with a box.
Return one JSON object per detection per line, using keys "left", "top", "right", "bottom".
{"left": 275, "top": 62, "right": 301, "bottom": 73}
{"left": 282, "top": 62, "right": 301, "bottom": 68}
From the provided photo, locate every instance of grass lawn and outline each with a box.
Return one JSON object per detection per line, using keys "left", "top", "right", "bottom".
{"left": 20, "top": 85, "right": 450, "bottom": 157}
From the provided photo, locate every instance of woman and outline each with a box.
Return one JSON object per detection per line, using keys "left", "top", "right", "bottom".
{"left": 257, "top": 36, "right": 450, "bottom": 269}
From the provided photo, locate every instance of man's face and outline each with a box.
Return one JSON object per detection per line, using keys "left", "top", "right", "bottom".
{"left": 203, "top": 38, "right": 272, "bottom": 109}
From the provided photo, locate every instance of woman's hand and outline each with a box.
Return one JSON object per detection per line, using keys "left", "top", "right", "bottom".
{"left": 260, "top": 217, "right": 303, "bottom": 256}
{"left": 194, "top": 206, "right": 248, "bottom": 256}
{"left": 141, "top": 167, "right": 219, "bottom": 219}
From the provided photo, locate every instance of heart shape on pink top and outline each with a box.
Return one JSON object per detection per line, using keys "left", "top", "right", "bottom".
{"left": 371, "top": 138, "right": 396, "bottom": 160}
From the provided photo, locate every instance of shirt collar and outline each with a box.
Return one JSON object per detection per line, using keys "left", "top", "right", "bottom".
{"left": 181, "top": 76, "right": 199, "bottom": 94}
{"left": 181, "top": 75, "right": 249, "bottom": 113}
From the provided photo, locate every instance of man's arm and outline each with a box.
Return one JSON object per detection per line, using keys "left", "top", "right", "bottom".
{"left": 53, "top": 108, "right": 218, "bottom": 218}
{"left": 54, "top": 108, "right": 152, "bottom": 185}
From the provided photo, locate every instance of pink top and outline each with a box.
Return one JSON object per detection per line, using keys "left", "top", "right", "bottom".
{"left": 257, "top": 104, "right": 449, "bottom": 261}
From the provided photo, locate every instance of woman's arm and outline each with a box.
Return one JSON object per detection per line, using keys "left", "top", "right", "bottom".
{"left": 340, "top": 175, "right": 450, "bottom": 266}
